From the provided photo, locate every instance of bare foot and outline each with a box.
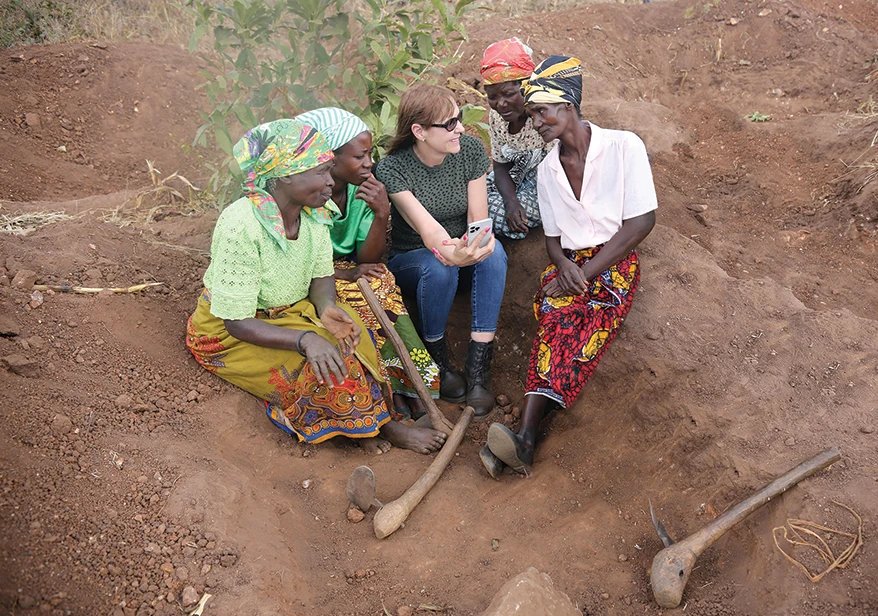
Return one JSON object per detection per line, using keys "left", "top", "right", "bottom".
{"left": 380, "top": 420, "right": 446, "bottom": 454}
{"left": 358, "top": 437, "right": 392, "bottom": 455}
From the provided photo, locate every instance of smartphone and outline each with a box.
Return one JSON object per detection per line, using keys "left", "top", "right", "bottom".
{"left": 466, "top": 218, "right": 493, "bottom": 248}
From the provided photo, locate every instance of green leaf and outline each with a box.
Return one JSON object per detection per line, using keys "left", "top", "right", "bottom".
{"left": 461, "top": 103, "right": 487, "bottom": 125}
{"left": 370, "top": 40, "right": 391, "bottom": 66}
{"left": 189, "top": 22, "right": 208, "bottom": 53}
{"left": 214, "top": 124, "right": 234, "bottom": 156}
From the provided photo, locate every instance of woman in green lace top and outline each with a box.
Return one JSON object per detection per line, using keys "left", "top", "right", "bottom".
{"left": 185, "top": 119, "right": 447, "bottom": 454}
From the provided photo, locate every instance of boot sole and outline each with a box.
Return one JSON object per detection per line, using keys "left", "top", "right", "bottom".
{"left": 487, "top": 424, "right": 532, "bottom": 475}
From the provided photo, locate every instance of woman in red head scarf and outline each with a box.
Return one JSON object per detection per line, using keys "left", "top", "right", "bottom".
{"left": 480, "top": 38, "right": 554, "bottom": 240}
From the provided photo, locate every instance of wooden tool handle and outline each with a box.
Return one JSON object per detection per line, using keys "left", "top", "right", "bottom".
{"left": 373, "top": 407, "right": 474, "bottom": 539}
{"left": 356, "top": 278, "right": 454, "bottom": 434}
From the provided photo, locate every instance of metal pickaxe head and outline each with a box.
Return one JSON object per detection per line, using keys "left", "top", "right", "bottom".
{"left": 346, "top": 465, "right": 383, "bottom": 512}
{"left": 649, "top": 499, "right": 675, "bottom": 548}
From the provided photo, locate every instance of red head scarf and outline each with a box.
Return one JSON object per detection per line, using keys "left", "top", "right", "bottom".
{"left": 480, "top": 38, "right": 536, "bottom": 86}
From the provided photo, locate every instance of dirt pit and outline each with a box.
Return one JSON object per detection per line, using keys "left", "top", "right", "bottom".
{"left": 1, "top": 0, "right": 877, "bottom": 614}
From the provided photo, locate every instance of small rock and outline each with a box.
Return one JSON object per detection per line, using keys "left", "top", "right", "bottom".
{"left": 728, "top": 17, "right": 739, "bottom": 25}
{"left": 694, "top": 213, "right": 710, "bottom": 227}
{"left": 166, "top": 591, "right": 176, "bottom": 604}
{"left": 645, "top": 330, "right": 661, "bottom": 341}
{"left": 115, "top": 394, "right": 134, "bottom": 409}
{"left": 19, "top": 594, "right": 37, "bottom": 609}
{"left": 181, "top": 586, "right": 199, "bottom": 607}
{"left": 355, "top": 569, "right": 367, "bottom": 579}
{"left": 686, "top": 203, "right": 708, "bottom": 213}
{"left": 618, "top": 554, "right": 628, "bottom": 562}
{"left": 397, "top": 607, "right": 414, "bottom": 616}
{"left": 859, "top": 426, "right": 874, "bottom": 434}
{"left": 219, "top": 553, "right": 237, "bottom": 567}
{"left": 51, "top": 413, "right": 73, "bottom": 434}
{"left": 2, "top": 354, "right": 38, "bottom": 377}
{"left": 757, "top": 8, "right": 772, "bottom": 16}
{"left": 491, "top": 538, "right": 500, "bottom": 551}
{"left": 511, "top": 406, "right": 521, "bottom": 419}
{"left": 495, "top": 394, "right": 510, "bottom": 406}
{"left": 175, "top": 566, "right": 189, "bottom": 582}
{"left": 200, "top": 563, "right": 211, "bottom": 575}
{"left": 347, "top": 507, "right": 365, "bottom": 523}
{"left": 186, "top": 390, "right": 198, "bottom": 402}
{"left": 12, "top": 269, "right": 38, "bottom": 289}
{"left": 0, "top": 315, "right": 19, "bottom": 338}
{"left": 785, "top": 437, "right": 796, "bottom": 446}
{"left": 601, "top": 592, "right": 610, "bottom": 600}
{"left": 850, "top": 580, "right": 862, "bottom": 590}
{"left": 160, "top": 562, "right": 174, "bottom": 574}
{"left": 25, "top": 113, "right": 41, "bottom": 129}
{"left": 29, "top": 290, "right": 43, "bottom": 308}
{"left": 302, "top": 479, "right": 312, "bottom": 489}
{"left": 738, "top": 59, "right": 752, "bottom": 66}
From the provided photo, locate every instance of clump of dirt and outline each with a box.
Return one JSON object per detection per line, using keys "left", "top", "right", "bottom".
{"left": 1, "top": 0, "right": 878, "bottom": 614}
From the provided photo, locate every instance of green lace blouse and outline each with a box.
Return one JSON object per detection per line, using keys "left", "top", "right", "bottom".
{"left": 203, "top": 197, "right": 335, "bottom": 320}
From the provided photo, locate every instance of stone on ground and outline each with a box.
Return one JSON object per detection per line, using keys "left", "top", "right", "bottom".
{"left": 480, "top": 568, "right": 579, "bottom": 616}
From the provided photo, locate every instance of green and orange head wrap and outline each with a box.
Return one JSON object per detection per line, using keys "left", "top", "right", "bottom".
{"left": 522, "top": 55, "right": 583, "bottom": 107}
{"left": 232, "top": 118, "right": 338, "bottom": 249}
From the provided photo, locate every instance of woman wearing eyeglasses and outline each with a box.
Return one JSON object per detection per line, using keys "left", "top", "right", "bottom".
{"left": 374, "top": 84, "right": 507, "bottom": 419}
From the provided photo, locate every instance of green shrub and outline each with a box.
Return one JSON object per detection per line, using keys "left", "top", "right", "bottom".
{"left": 185, "top": 0, "right": 484, "bottom": 199}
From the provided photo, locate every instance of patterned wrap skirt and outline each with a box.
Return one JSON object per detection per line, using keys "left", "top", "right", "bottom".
{"left": 334, "top": 261, "right": 440, "bottom": 400}
{"left": 186, "top": 290, "right": 392, "bottom": 443}
{"left": 526, "top": 246, "right": 640, "bottom": 408}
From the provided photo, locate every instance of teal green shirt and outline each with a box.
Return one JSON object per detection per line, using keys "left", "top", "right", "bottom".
{"left": 203, "top": 198, "right": 335, "bottom": 320}
{"left": 330, "top": 183, "right": 375, "bottom": 259}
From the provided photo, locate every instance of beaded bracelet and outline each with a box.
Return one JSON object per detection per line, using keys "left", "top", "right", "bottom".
{"left": 296, "top": 330, "right": 314, "bottom": 355}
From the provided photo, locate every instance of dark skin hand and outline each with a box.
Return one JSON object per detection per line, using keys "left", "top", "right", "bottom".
{"left": 223, "top": 274, "right": 362, "bottom": 387}
{"left": 492, "top": 161, "right": 530, "bottom": 234}
{"left": 332, "top": 177, "right": 389, "bottom": 281}
{"left": 542, "top": 212, "right": 656, "bottom": 298}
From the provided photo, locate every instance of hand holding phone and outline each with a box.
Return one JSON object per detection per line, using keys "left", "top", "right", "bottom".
{"left": 466, "top": 218, "right": 493, "bottom": 248}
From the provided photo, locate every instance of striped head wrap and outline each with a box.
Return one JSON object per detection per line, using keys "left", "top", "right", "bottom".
{"left": 522, "top": 56, "right": 583, "bottom": 107}
{"left": 233, "top": 118, "right": 337, "bottom": 249}
{"left": 480, "top": 38, "right": 536, "bottom": 86}
{"left": 296, "top": 107, "right": 370, "bottom": 151}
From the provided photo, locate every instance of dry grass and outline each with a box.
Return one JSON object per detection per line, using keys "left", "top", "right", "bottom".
{"left": 103, "top": 161, "right": 211, "bottom": 227}
{"left": 0, "top": 207, "right": 74, "bottom": 236}
{"left": 1, "top": 0, "right": 192, "bottom": 48}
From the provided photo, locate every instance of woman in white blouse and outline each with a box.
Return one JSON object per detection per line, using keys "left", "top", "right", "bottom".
{"left": 482, "top": 56, "right": 657, "bottom": 477}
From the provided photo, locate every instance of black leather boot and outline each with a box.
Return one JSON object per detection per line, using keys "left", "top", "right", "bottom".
{"left": 465, "top": 340, "right": 495, "bottom": 418}
{"left": 423, "top": 337, "right": 466, "bottom": 403}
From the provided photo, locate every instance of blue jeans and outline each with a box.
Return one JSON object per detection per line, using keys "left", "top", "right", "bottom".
{"left": 388, "top": 243, "right": 508, "bottom": 342}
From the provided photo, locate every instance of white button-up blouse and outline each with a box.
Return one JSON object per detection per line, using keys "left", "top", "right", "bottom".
{"left": 537, "top": 122, "right": 658, "bottom": 250}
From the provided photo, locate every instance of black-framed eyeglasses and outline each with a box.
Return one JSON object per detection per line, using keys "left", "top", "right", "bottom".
{"left": 431, "top": 111, "right": 463, "bottom": 132}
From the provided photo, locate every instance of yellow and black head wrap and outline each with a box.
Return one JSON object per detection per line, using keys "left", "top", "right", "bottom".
{"left": 522, "top": 56, "right": 583, "bottom": 107}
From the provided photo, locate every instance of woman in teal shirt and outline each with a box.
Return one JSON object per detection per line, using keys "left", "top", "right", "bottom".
{"left": 297, "top": 108, "right": 441, "bottom": 422}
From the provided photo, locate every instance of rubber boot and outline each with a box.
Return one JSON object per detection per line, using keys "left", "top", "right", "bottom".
{"left": 423, "top": 337, "right": 466, "bottom": 403}
{"left": 465, "top": 340, "right": 495, "bottom": 418}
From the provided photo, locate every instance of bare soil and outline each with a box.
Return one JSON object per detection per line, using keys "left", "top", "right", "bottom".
{"left": 1, "top": 1, "right": 877, "bottom": 615}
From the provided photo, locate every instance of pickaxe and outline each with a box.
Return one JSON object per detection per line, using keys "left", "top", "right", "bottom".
{"left": 649, "top": 446, "right": 841, "bottom": 608}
